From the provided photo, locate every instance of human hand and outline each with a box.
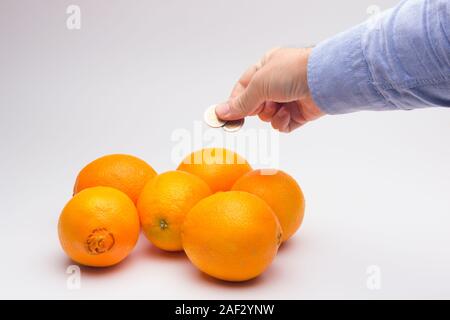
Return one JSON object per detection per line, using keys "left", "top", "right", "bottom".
{"left": 215, "top": 47, "right": 325, "bottom": 133}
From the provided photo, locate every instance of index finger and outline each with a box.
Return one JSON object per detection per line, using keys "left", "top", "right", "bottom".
{"left": 229, "top": 64, "right": 259, "bottom": 99}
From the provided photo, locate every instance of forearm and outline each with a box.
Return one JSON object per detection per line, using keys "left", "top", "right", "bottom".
{"left": 307, "top": 0, "right": 450, "bottom": 115}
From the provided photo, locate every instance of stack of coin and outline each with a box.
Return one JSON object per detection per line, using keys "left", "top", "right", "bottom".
{"left": 203, "top": 105, "right": 245, "bottom": 132}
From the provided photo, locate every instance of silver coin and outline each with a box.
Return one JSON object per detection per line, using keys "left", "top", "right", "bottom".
{"left": 204, "top": 105, "right": 226, "bottom": 128}
{"left": 223, "top": 118, "right": 245, "bottom": 132}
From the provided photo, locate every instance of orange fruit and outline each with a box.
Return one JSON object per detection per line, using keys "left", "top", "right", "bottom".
{"left": 182, "top": 191, "right": 282, "bottom": 282}
{"left": 58, "top": 187, "right": 140, "bottom": 267}
{"left": 74, "top": 154, "right": 157, "bottom": 204}
{"left": 232, "top": 169, "right": 305, "bottom": 242}
{"left": 137, "top": 171, "right": 212, "bottom": 252}
{"left": 177, "top": 148, "right": 252, "bottom": 193}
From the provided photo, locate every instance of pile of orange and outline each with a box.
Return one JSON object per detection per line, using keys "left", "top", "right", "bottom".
{"left": 58, "top": 148, "right": 305, "bottom": 282}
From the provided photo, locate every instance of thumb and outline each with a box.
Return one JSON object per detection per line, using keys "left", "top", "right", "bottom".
{"left": 215, "top": 77, "right": 265, "bottom": 121}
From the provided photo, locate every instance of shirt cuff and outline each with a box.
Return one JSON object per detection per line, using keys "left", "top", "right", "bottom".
{"left": 307, "top": 22, "right": 395, "bottom": 115}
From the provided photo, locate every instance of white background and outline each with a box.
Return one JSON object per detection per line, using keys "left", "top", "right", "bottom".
{"left": 0, "top": 0, "right": 449, "bottom": 299}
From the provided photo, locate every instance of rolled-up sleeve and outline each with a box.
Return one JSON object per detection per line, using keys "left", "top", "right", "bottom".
{"left": 307, "top": 0, "right": 450, "bottom": 115}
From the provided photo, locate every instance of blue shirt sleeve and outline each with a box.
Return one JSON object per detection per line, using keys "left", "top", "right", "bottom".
{"left": 307, "top": 0, "right": 450, "bottom": 115}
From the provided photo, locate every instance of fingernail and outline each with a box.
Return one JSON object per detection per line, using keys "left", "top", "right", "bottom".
{"left": 215, "top": 103, "right": 231, "bottom": 118}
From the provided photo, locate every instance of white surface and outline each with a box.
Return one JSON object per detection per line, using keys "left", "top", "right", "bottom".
{"left": 1, "top": 0, "right": 449, "bottom": 299}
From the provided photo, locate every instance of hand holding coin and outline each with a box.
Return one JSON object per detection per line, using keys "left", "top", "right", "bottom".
{"left": 204, "top": 104, "right": 245, "bottom": 132}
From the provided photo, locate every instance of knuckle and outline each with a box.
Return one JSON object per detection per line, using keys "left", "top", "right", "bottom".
{"left": 266, "top": 47, "right": 281, "bottom": 59}
{"left": 233, "top": 96, "right": 248, "bottom": 114}
{"left": 251, "top": 72, "right": 268, "bottom": 99}
{"left": 260, "top": 47, "right": 280, "bottom": 66}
